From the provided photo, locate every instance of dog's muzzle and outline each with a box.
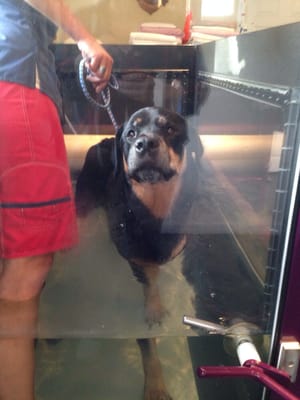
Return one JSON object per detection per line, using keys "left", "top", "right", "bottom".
{"left": 134, "top": 135, "right": 160, "bottom": 156}
{"left": 126, "top": 135, "right": 176, "bottom": 183}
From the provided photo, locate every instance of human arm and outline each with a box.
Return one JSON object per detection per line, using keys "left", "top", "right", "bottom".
{"left": 24, "top": 0, "right": 113, "bottom": 92}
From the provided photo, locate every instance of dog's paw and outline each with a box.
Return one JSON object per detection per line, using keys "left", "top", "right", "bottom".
{"left": 145, "top": 303, "right": 169, "bottom": 327}
{"left": 144, "top": 388, "right": 173, "bottom": 400}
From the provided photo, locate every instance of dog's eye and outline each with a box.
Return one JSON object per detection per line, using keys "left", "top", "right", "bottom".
{"left": 126, "top": 130, "right": 137, "bottom": 139}
{"left": 167, "top": 127, "right": 175, "bottom": 135}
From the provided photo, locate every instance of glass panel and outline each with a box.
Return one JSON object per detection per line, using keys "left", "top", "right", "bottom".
{"left": 185, "top": 74, "right": 299, "bottom": 399}
{"left": 33, "top": 49, "right": 298, "bottom": 399}
{"left": 61, "top": 69, "right": 190, "bottom": 134}
{"left": 192, "top": 75, "right": 298, "bottom": 334}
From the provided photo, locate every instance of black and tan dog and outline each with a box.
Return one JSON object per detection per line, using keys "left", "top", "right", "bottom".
{"left": 75, "top": 106, "right": 202, "bottom": 399}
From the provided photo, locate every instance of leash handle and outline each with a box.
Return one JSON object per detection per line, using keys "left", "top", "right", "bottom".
{"left": 78, "top": 58, "right": 119, "bottom": 132}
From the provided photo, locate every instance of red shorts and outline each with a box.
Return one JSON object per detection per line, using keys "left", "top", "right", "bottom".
{"left": 0, "top": 82, "right": 78, "bottom": 259}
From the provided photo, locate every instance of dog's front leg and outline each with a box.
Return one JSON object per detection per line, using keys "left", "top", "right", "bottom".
{"left": 137, "top": 338, "right": 172, "bottom": 400}
{"left": 130, "top": 262, "right": 168, "bottom": 326}
{"left": 143, "top": 265, "right": 168, "bottom": 326}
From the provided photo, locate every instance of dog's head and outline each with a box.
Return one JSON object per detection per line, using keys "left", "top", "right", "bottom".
{"left": 117, "top": 107, "right": 189, "bottom": 184}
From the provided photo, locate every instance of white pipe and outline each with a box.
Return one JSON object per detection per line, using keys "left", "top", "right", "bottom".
{"left": 237, "top": 341, "right": 261, "bottom": 366}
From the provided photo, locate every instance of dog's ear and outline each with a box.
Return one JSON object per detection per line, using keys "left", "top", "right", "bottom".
{"left": 113, "top": 124, "right": 124, "bottom": 176}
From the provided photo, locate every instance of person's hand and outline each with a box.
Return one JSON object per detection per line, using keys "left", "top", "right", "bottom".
{"left": 78, "top": 38, "right": 113, "bottom": 93}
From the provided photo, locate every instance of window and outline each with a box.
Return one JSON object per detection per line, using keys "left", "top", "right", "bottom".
{"left": 201, "top": 0, "right": 238, "bottom": 27}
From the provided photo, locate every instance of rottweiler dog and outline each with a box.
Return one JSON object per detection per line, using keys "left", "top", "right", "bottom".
{"left": 76, "top": 106, "right": 202, "bottom": 323}
{"left": 75, "top": 106, "right": 202, "bottom": 399}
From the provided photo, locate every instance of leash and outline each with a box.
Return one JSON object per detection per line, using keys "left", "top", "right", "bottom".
{"left": 78, "top": 58, "right": 119, "bottom": 133}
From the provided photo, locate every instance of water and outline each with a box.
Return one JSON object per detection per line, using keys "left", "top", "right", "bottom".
{"left": 34, "top": 202, "right": 263, "bottom": 399}
{"left": 36, "top": 208, "right": 199, "bottom": 399}
{"left": 38, "top": 209, "right": 196, "bottom": 339}
{"left": 35, "top": 337, "right": 198, "bottom": 400}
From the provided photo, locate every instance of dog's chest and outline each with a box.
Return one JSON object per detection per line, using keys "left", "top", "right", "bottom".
{"left": 104, "top": 178, "right": 185, "bottom": 263}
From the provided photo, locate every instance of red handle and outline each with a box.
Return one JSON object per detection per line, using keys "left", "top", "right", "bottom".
{"left": 197, "top": 360, "right": 299, "bottom": 400}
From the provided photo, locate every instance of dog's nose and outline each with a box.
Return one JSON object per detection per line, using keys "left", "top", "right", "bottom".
{"left": 135, "top": 136, "right": 159, "bottom": 155}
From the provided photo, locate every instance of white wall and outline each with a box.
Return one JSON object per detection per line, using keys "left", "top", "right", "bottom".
{"left": 244, "top": 0, "right": 300, "bottom": 32}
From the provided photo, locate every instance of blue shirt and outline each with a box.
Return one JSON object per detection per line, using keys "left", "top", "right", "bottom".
{"left": 0, "top": 0, "right": 62, "bottom": 114}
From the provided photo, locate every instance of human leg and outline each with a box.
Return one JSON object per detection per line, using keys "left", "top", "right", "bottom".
{"left": 0, "top": 254, "right": 54, "bottom": 302}
{"left": 0, "top": 296, "right": 39, "bottom": 400}
{"left": 0, "top": 254, "right": 53, "bottom": 400}
{"left": 0, "top": 83, "right": 77, "bottom": 400}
